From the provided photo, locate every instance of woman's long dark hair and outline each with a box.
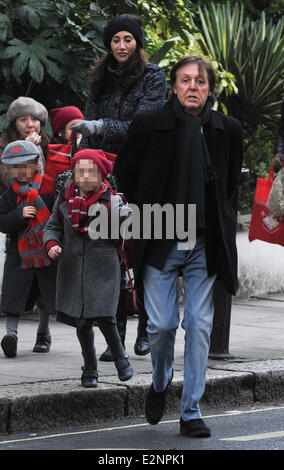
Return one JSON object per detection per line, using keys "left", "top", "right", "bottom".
{"left": 90, "top": 46, "right": 148, "bottom": 102}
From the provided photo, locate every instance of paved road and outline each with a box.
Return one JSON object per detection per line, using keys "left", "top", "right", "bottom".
{"left": 0, "top": 402, "right": 283, "bottom": 452}
{"left": 0, "top": 294, "right": 284, "bottom": 436}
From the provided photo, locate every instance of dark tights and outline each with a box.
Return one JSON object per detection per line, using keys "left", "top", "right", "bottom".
{"left": 76, "top": 317, "right": 125, "bottom": 372}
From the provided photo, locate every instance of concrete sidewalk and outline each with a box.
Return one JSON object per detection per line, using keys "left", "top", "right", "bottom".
{"left": 0, "top": 294, "right": 284, "bottom": 435}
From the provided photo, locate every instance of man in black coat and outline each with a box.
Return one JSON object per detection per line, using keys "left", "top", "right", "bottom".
{"left": 114, "top": 55, "right": 243, "bottom": 438}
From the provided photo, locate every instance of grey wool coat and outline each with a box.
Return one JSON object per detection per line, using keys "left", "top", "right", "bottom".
{"left": 43, "top": 189, "right": 122, "bottom": 322}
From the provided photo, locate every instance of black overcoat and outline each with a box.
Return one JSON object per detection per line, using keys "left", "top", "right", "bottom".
{"left": 0, "top": 188, "right": 57, "bottom": 315}
{"left": 114, "top": 102, "right": 243, "bottom": 295}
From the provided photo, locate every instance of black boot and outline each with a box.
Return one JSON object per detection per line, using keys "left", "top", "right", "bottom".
{"left": 1, "top": 334, "right": 18, "bottom": 358}
{"left": 99, "top": 344, "right": 113, "bottom": 362}
{"left": 99, "top": 289, "right": 127, "bottom": 362}
{"left": 76, "top": 319, "right": 98, "bottom": 387}
{"left": 114, "top": 354, "right": 133, "bottom": 381}
{"left": 33, "top": 332, "right": 51, "bottom": 353}
{"left": 81, "top": 367, "right": 98, "bottom": 388}
{"left": 134, "top": 318, "right": 150, "bottom": 356}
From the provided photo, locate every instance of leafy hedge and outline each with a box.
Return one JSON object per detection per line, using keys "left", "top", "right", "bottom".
{"left": 0, "top": 0, "right": 283, "bottom": 215}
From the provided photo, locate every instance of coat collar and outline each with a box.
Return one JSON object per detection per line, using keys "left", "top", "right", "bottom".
{"left": 152, "top": 101, "right": 225, "bottom": 167}
{"left": 153, "top": 102, "right": 176, "bottom": 130}
{"left": 207, "top": 109, "right": 225, "bottom": 131}
{"left": 204, "top": 112, "right": 224, "bottom": 163}
{"left": 153, "top": 100, "right": 225, "bottom": 131}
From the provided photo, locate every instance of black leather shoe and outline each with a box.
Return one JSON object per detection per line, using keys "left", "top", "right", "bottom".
{"left": 33, "top": 332, "right": 51, "bottom": 353}
{"left": 99, "top": 345, "right": 114, "bottom": 362}
{"left": 1, "top": 334, "right": 17, "bottom": 358}
{"left": 100, "top": 342, "right": 126, "bottom": 362}
{"left": 145, "top": 371, "right": 173, "bottom": 425}
{"left": 180, "top": 418, "right": 211, "bottom": 437}
{"left": 114, "top": 354, "right": 133, "bottom": 381}
{"left": 145, "top": 384, "right": 169, "bottom": 425}
{"left": 81, "top": 367, "right": 98, "bottom": 388}
{"left": 134, "top": 336, "right": 150, "bottom": 356}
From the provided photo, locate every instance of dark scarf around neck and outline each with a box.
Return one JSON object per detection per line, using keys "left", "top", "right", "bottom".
{"left": 172, "top": 95, "right": 215, "bottom": 230}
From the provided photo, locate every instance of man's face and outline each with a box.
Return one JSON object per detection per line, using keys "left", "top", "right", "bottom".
{"left": 173, "top": 62, "right": 211, "bottom": 116}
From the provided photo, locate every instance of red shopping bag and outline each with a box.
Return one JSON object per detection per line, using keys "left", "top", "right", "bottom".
{"left": 248, "top": 167, "right": 284, "bottom": 246}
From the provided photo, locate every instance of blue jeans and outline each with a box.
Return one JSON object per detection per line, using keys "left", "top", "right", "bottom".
{"left": 143, "top": 236, "right": 217, "bottom": 421}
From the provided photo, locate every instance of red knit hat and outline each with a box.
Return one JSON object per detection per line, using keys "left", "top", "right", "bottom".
{"left": 70, "top": 149, "right": 113, "bottom": 180}
{"left": 50, "top": 106, "right": 84, "bottom": 134}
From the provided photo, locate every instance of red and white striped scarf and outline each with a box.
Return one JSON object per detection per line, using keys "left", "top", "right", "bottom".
{"left": 65, "top": 182, "right": 112, "bottom": 233}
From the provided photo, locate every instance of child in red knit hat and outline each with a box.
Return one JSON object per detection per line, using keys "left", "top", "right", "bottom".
{"left": 40, "top": 106, "right": 85, "bottom": 196}
{"left": 50, "top": 106, "right": 84, "bottom": 145}
{"left": 43, "top": 149, "right": 133, "bottom": 387}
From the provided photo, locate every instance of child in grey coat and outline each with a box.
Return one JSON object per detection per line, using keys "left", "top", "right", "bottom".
{"left": 43, "top": 148, "right": 133, "bottom": 387}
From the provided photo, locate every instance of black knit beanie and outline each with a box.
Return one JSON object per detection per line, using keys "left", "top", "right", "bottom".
{"left": 103, "top": 15, "right": 144, "bottom": 50}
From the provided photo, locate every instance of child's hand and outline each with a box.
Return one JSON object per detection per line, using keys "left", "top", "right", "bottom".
{"left": 48, "top": 245, "right": 62, "bottom": 259}
{"left": 23, "top": 206, "right": 37, "bottom": 218}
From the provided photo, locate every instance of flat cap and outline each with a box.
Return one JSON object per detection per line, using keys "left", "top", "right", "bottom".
{"left": 1, "top": 140, "right": 40, "bottom": 165}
